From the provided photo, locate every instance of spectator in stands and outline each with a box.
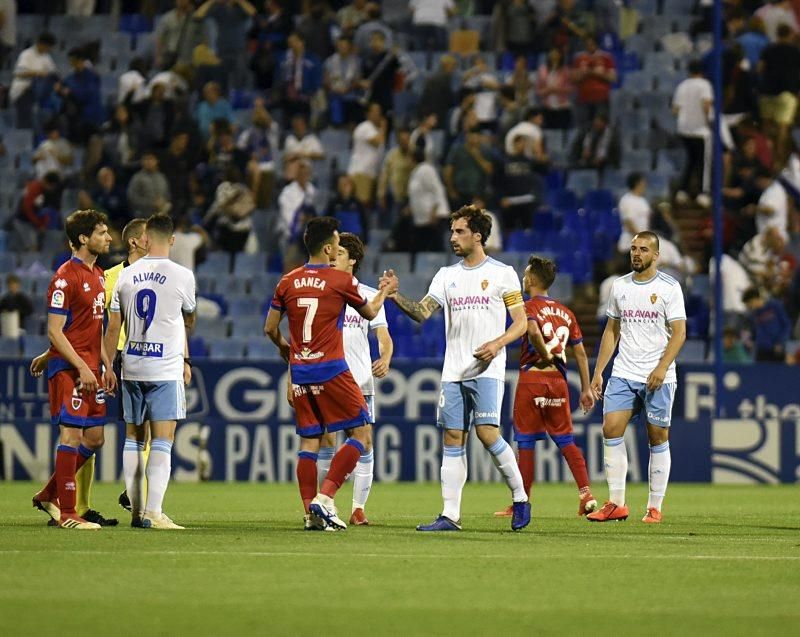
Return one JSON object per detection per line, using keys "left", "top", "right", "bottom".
{"left": 207, "top": 128, "right": 249, "bottom": 181}
{"left": 145, "top": 63, "right": 191, "bottom": 101}
{"left": 723, "top": 136, "right": 766, "bottom": 213}
{"left": 673, "top": 59, "right": 713, "bottom": 208}
{"left": 277, "top": 158, "right": 317, "bottom": 253}
{"left": 739, "top": 225, "right": 788, "bottom": 291}
{"left": 709, "top": 252, "right": 751, "bottom": 320}
{"left": 377, "top": 127, "right": 414, "bottom": 218}
{"left": 755, "top": 0, "right": 799, "bottom": 40}
{"left": 203, "top": 166, "right": 257, "bottom": 253}
{"left": 196, "top": 81, "right": 233, "bottom": 139}
{"left": 118, "top": 57, "right": 149, "bottom": 106}
{"left": 275, "top": 32, "right": 322, "bottom": 124}
{"left": 757, "top": 23, "right": 800, "bottom": 166}
{"left": 505, "top": 55, "right": 536, "bottom": 108}
{"left": 195, "top": 0, "right": 257, "bottom": 89}
{"left": 159, "top": 132, "right": 194, "bottom": 218}
{"left": 283, "top": 113, "right": 324, "bottom": 180}
{"left": 337, "top": 0, "right": 370, "bottom": 34}
{"left": 0, "top": 0, "right": 16, "bottom": 70}
{"left": 33, "top": 120, "right": 74, "bottom": 181}
{"left": 504, "top": 107, "right": 547, "bottom": 166}
{"left": 155, "top": 0, "right": 209, "bottom": 70}
{"left": 171, "top": 216, "right": 210, "bottom": 271}
{"left": 127, "top": 150, "right": 171, "bottom": 218}
{"left": 11, "top": 172, "right": 61, "bottom": 251}
{"left": 721, "top": 326, "right": 753, "bottom": 363}
{"left": 419, "top": 55, "right": 458, "bottom": 131}
{"left": 409, "top": 0, "right": 455, "bottom": 51}
{"left": 497, "top": 0, "right": 538, "bottom": 57}
{"left": 742, "top": 286, "right": 791, "bottom": 362}
{"left": 447, "top": 88, "right": 479, "bottom": 146}
{"left": 359, "top": 30, "right": 400, "bottom": 119}
{"left": 297, "top": 0, "right": 335, "bottom": 60}
{"left": 353, "top": 3, "right": 393, "bottom": 55}
{"left": 536, "top": 46, "right": 574, "bottom": 130}
{"left": 409, "top": 113, "right": 438, "bottom": 162}
{"left": 571, "top": 34, "right": 616, "bottom": 128}
{"left": 0, "top": 272, "right": 33, "bottom": 331}
{"left": 617, "top": 173, "right": 652, "bottom": 253}
{"left": 541, "top": 0, "right": 590, "bottom": 55}
{"left": 463, "top": 55, "right": 501, "bottom": 131}
{"left": 444, "top": 127, "right": 493, "bottom": 208}
{"left": 749, "top": 171, "right": 790, "bottom": 239}
{"left": 569, "top": 112, "right": 619, "bottom": 170}
{"left": 327, "top": 174, "right": 369, "bottom": 240}
{"left": 408, "top": 145, "right": 449, "bottom": 252}
{"left": 79, "top": 167, "right": 129, "bottom": 229}
{"left": 494, "top": 133, "right": 544, "bottom": 231}
{"left": 55, "top": 46, "right": 105, "bottom": 145}
{"left": 133, "top": 81, "right": 175, "bottom": 150}
{"left": 348, "top": 101, "right": 387, "bottom": 206}
{"left": 323, "top": 35, "right": 363, "bottom": 127}
{"left": 472, "top": 195, "right": 503, "bottom": 255}
{"left": 10, "top": 31, "right": 57, "bottom": 129}
{"left": 737, "top": 16, "right": 769, "bottom": 70}
{"left": 238, "top": 103, "right": 279, "bottom": 208}
{"left": 247, "top": 0, "right": 292, "bottom": 91}
{"left": 100, "top": 104, "right": 139, "bottom": 179}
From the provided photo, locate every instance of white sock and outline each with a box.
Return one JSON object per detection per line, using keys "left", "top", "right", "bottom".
{"left": 145, "top": 438, "right": 173, "bottom": 517}
{"left": 317, "top": 446, "right": 334, "bottom": 487}
{"left": 122, "top": 438, "right": 146, "bottom": 516}
{"left": 604, "top": 437, "right": 628, "bottom": 506}
{"left": 441, "top": 445, "right": 467, "bottom": 522}
{"left": 647, "top": 442, "right": 671, "bottom": 511}
{"left": 352, "top": 450, "right": 374, "bottom": 510}
{"left": 486, "top": 437, "right": 527, "bottom": 502}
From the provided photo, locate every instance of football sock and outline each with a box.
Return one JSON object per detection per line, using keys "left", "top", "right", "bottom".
{"left": 75, "top": 445, "right": 95, "bottom": 515}
{"left": 55, "top": 445, "right": 78, "bottom": 517}
{"left": 647, "top": 442, "right": 671, "bottom": 511}
{"left": 560, "top": 442, "right": 591, "bottom": 492}
{"left": 144, "top": 439, "right": 173, "bottom": 517}
{"left": 517, "top": 447, "right": 535, "bottom": 498}
{"left": 352, "top": 449, "right": 374, "bottom": 511}
{"left": 321, "top": 439, "right": 363, "bottom": 498}
{"left": 296, "top": 451, "right": 318, "bottom": 514}
{"left": 317, "top": 446, "right": 335, "bottom": 487}
{"left": 604, "top": 437, "right": 628, "bottom": 506}
{"left": 123, "top": 439, "right": 146, "bottom": 515}
{"left": 441, "top": 445, "right": 467, "bottom": 521}
{"left": 41, "top": 443, "right": 93, "bottom": 501}
{"left": 486, "top": 437, "right": 527, "bottom": 502}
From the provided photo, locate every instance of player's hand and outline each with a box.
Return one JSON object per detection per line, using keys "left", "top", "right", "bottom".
{"left": 29, "top": 352, "right": 49, "bottom": 377}
{"left": 474, "top": 340, "right": 501, "bottom": 362}
{"left": 278, "top": 342, "right": 290, "bottom": 363}
{"left": 579, "top": 389, "right": 595, "bottom": 415}
{"left": 646, "top": 365, "right": 666, "bottom": 391}
{"left": 77, "top": 366, "right": 98, "bottom": 395}
{"left": 102, "top": 368, "right": 117, "bottom": 396}
{"left": 372, "top": 357, "right": 390, "bottom": 378}
{"left": 590, "top": 374, "right": 604, "bottom": 400}
{"left": 286, "top": 384, "right": 295, "bottom": 409}
{"left": 183, "top": 361, "right": 192, "bottom": 386}
{"left": 379, "top": 269, "right": 399, "bottom": 296}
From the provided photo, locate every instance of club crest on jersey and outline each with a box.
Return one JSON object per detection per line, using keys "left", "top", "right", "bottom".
{"left": 481, "top": 279, "right": 489, "bottom": 290}
{"left": 71, "top": 388, "right": 83, "bottom": 411}
{"left": 650, "top": 294, "right": 658, "bottom": 304}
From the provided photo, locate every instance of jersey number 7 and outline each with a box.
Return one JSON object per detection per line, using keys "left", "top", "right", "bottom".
{"left": 297, "top": 298, "right": 318, "bottom": 343}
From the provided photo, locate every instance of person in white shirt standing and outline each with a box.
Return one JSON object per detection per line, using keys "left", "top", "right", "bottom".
{"left": 0, "top": 0, "right": 17, "bottom": 68}
{"left": 316, "top": 233, "right": 394, "bottom": 527}
{"left": 617, "top": 172, "right": 652, "bottom": 253}
{"left": 588, "top": 231, "right": 687, "bottom": 524}
{"left": 672, "top": 60, "right": 714, "bottom": 208}
{"left": 380, "top": 205, "right": 531, "bottom": 532}
{"left": 105, "top": 214, "right": 197, "bottom": 530}
{"left": 348, "top": 102, "right": 387, "bottom": 207}
{"left": 408, "top": 146, "right": 450, "bottom": 251}
{"left": 10, "top": 31, "right": 57, "bottom": 129}
{"left": 409, "top": 0, "right": 455, "bottom": 51}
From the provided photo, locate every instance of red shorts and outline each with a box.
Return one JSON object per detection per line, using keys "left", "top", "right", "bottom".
{"left": 292, "top": 370, "right": 370, "bottom": 437}
{"left": 513, "top": 371, "right": 572, "bottom": 446}
{"left": 49, "top": 369, "right": 107, "bottom": 428}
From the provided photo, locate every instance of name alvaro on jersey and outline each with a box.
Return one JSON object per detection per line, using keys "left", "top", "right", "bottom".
{"left": 133, "top": 271, "right": 168, "bottom": 285}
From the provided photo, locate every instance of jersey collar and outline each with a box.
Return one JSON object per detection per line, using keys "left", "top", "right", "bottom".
{"left": 304, "top": 263, "right": 330, "bottom": 269}
{"left": 632, "top": 272, "right": 658, "bottom": 285}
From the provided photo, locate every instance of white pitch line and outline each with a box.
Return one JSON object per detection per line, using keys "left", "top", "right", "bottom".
{"left": 0, "top": 550, "right": 797, "bottom": 561}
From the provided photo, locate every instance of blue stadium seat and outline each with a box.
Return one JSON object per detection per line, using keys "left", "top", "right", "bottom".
{"left": 22, "top": 335, "right": 49, "bottom": 358}
{"left": 547, "top": 188, "right": 578, "bottom": 212}
{"left": 677, "top": 340, "right": 707, "bottom": 364}
{"left": 0, "top": 253, "right": 15, "bottom": 272}
{"left": 246, "top": 338, "right": 282, "bottom": 360}
{"left": 622, "top": 149, "right": 653, "bottom": 172}
{"left": 566, "top": 170, "right": 599, "bottom": 198}
{"left": 231, "top": 315, "right": 266, "bottom": 339}
{"left": 320, "top": 128, "right": 351, "bottom": 152}
{"left": 188, "top": 336, "right": 208, "bottom": 358}
{"left": 583, "top": 189, "right": 616, "bottom": 213}
{"left": 198, "top": 252, "right": 232, "bottom": 275}
{"left": 195, "top": 318, "right": 229, "bottom": 340}
{"left": 208, "top": 339, "right": 246, "bottom": 360}
{"left": 376, "top": 252, "right": 412, "bottom": 276}
{"left": 0, "top": 337, "right": 20, "bottom": 357}
{"left": 690, "top": 274, "right": 710, "bottom": 298}
{"left": 119, "top": 13, "right": 153, "bottom": 34}
{"left": 623, "top": 71, "right": 651, "bottom": 93}
{"left": 217, "top": 274, "right": 249, "bottom": 296}
{"left": 648, "top": 173, "right": 670, "bottom": 199}
{"left": 250, "top": 273, "right": 282, "bottom": 299}
{"left": 227, "top": 295, "right": 261, "bottom": 317}
{"left": 233, "top": 253, "right": 268, "bottom": 276}
{"left": 549, "top": 274, "right": 574, "bottom": 303}
{"left": 505, "top": 231, "right": 536, "bottom": 253}
{"left": 415, "top": 252, "right": 448, "bottom": 274}
{"left": 532, "top": 208, "right": 556, "bottom": 234}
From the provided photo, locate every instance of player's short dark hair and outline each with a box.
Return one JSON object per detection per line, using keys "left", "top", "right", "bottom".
{"left": 627, "top": 172, "right": 645, "bottom": 190}
{"left": 527, "top": 255, "right": 557, "bottom": 290}
{"left": 339, "top": 232, "right": 365, "bottom": 274}
{"left": 688, "top": 59, "right": 705, "bottom": 75}
{"left": 450, "top": 205, "right": 491, "bottom": 246}
{"left": 65, "top": 209, "right": 108, "bottom": 248}
{"left": 304, "top": 216, "right": 340, "bottom": 255}
{"left": 146, "top": 213, "right": 174, "bottom": 239}
{"left": 122, "top": 218, "right": 147, "bottom": 251}
{"left": 633, "top": 230, "right": 660, "bottom": 250}
{"left": 742, "top": 286, "right": 761, "bottom": 304}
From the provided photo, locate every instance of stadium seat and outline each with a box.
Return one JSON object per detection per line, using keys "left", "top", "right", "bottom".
{"left": 217, "top": 274, "right": 249, "bottom": 296}
{"left": 623, "top": 71, "right": 651, "bottom": 93}
{"left": 548, "top": 188, "right": 578, "bottom": 212}
{"left": 22, "top": 335, "right": 49, "bottom": 358}
{"left": 231, "top": 315, "right": 266, "bottom": 339}
{"left": 198, "top": 252, "right": 232, "bottom": 275}
{"left": 0, "top": 253, "right": 15, "bottom": 272}
{"left": 233, "top": 253, "right": 268, "bottom": 276}
{"left": 195, "top": 317, "right": 229, "bottom": 340}
{"left": 622, "top": 149, "right": 653, "bottom": 172}
{"left": 648, "top": 173, "right": 670, "bottom": 199}
{"left": 677, "top": 339, "right": 707, "bottom": 364}
{"left": 532, "top": 208, "right": 556, "bottom": 234}
{"left": 505, "top": 231, "right": 536, "bottom": 254}
{"left": 690, "top": 274, "right": 710, "bottom": 298}
{"left": 549, "top": 274, "right": 574, "bottom": 303}
{"left": 119, "top": 13, "right": 153, "bottom": 35}
{"left": 566, "top": 170, "right": 600, "bottom": 198}
{"left": 0, "top": 337, "right": 20, "bottom": 357}
{"left": 246, "top": 338, "right": 282, "bottom": 360}
{"left": 226, "top": 295, "right": 260, "bottom": 318}
{"left": 583, "top": 189, "right": 616, "bottom": 213}
{"left": 320, "top": 128, "right": 351, "bottom": 152}
{"left": 208, "top": 339, "right": 246, "bottom": 360}
{"left": 415, "top": 252, "right": 448, "bottom": 274}
{"left": 376, "top": 252, "right": 412, "bottom": 276}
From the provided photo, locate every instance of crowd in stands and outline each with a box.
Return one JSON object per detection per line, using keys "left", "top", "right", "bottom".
{"left": 1, "top": 0, "right": 800, "bottom": 364}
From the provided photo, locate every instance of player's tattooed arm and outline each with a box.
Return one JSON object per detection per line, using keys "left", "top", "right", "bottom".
{"left": 393, "top": 294, "right": 441, "bottom": 323}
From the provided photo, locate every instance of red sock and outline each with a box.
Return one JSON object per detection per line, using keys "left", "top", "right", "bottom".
{"left": 42, "top": 445, "right": 93, "bottom": 500}
{"left": 320, "top": 441, "right": 362, "bottom": 498}
{"left": 561, "top": 443, "right": 590, "bottom": 491}
{"left": 518, "top": 448, "right": 535, "bottom": 498}
{"left": 55, "top": 445, "right": 78, "bottom": 517}
{"left": 296, "top": 453, "right": 318, "bottom": 514}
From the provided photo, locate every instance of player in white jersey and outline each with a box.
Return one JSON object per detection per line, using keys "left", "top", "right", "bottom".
{"left": 316, "top": 233, "right": 394, "bottom": 527}
{"left": 104, "top": 214, "right": 196, "bottom": 530}
{"left": 380, "top": 205, "right": 531, "bottom": 532}
{"left": 588, "top": 231, "right": 686, "bottom": 524}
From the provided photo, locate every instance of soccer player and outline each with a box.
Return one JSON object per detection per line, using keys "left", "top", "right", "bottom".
{"left": 381, "top": 205, "right": 531, "bottom": 532}
{"left": 588, "top": 231, "right": 686, "bottom": 523}
{"left": 104, "top": 213, "right": 196, "bottom": 529}
{"left": 494, "top": 256, "right": 597, "bottom": 518}
{"left": 265, "top": 217, "right": 396, "bottom": 530}
{"left": 31, "top": 209, "right": 117, "bottom": 530}
{"left": 319, "top": 232, "right": 394, "bottom": 526}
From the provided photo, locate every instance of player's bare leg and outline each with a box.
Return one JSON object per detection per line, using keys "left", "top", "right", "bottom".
{"left": 142, "top": 419, "right": 183, "bottom": 529}
{"left": 476, "top": 425, "right": 530, "bottom": 531}
{"left": 587, "top": 410, "right": 633, "bottom": 522}
{"left": 347, "top": 426, "right": 373, "bottom": 526}
{"left": 123, "top": 422, "right": 148, "bottom": 527}
{"left": 643, "top": 422, "right": 670, "bottom": 523}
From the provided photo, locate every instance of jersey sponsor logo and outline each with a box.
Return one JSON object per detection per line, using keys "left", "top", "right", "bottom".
{"left": 481, "top": 279, "right": 489, "bottom": 290}
{"left": 650, "top": 294, "right": 658, "bottom": 304}
{"left": 133, "top": 272, "right": 167, "bottom": 285}
{"left": 534, "top": 397, "right": 566, "bottom": 408}
{"left": 343, "top": 314, "right": 366, "bottom": 328}
{"left": 54, "top": 278, "right": 68, "bottom": 289}
{"left": 450, "top": 295, "right": 490, "bottom": 310}
{"left": 293, "top": 276, "right": 327, "bottom": 290}
{"left": 621, "top": 309, "right": 659, "bottom": 320}
{"left": 83, "top": 282, "right": 91, "bottom": 292}
{"left": 126, "top": 341, "right": 164, "bottom": 357}
{"left": 294, "top": 347, "right": 324, "bottom": 361}
{"left": 51, "top": 290, "right": 65, "bottom": 308}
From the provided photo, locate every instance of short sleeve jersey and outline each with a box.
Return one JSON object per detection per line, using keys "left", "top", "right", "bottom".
{"left": 46, "top": 257, "right": 106, "bottom": 377}
{"left": 104, "top": 260, "right": 128, "bottom": 351}
{"left": 606, "top": 271, "right": 687, "bottom": 384}
{"left": 343, "top": 283, "right": 388, "bottom": 396}
{"left": 426, "top": 257, "right": 524, "bottom": 382}
{"left": 519, "top": 296, "right": 583, "bottom": 380}
{"left": 271, "top": 264, "right": 367, "bottom": 384}
{"left": 110, "top": 256, "right": 196, "bottom": 382}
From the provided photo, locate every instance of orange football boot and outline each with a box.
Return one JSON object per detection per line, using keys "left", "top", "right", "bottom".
{"left": 586, "top": 501, "right": 629, "bottom": 522}
{"left": 494, "top": 505, "right": 514, "bottom": 517}
{"left": 349, "top": 508, "right": 369, "bottom": 526}
{"left": 642, "top": 508, "right": 662, "bottom": 524}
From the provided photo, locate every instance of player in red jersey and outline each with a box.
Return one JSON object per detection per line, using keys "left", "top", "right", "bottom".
{"left": 495, "top": 256, "right": 597, "bottom": 517}
{"left": 31, "top": 209, "right": 117, "bottom": 529}
{"left": 265, "top": 217, "right": 397, "bottom": 530}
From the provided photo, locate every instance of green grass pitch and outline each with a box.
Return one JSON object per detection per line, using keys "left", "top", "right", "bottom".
{"left": 2, "top": 482, "right": 799, "bottom": 636}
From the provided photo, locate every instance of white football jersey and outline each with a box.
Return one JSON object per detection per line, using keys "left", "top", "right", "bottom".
{"left": 343, "top": 283, "right": 388, "bottom": 396}
{"left": 606, "top": 271, "right": 686, "bottom": 384}
{"left": 111, "top": 256, "right": 196, "bottom": 382}
{"left": 427, "top": 257, "right": 523, "bottom": 382}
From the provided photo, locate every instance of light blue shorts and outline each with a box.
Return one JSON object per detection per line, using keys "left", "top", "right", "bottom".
{"left": 436, "top": 378, "right": 504, "bottom": 431}
{"left": 122, "top": 380, "right": 186, "bottom": 425}
{"left": 603, "top": 376, "right": 676, "bottom": 428}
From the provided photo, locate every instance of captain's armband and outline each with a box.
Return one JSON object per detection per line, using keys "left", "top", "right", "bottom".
{"left": 502, "top": 291, "right": 524, "bottom": 309}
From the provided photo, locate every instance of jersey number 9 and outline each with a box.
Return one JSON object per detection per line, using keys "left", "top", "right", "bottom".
{"left": 135, "top": 289, "right": 157, "bottom": 332}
